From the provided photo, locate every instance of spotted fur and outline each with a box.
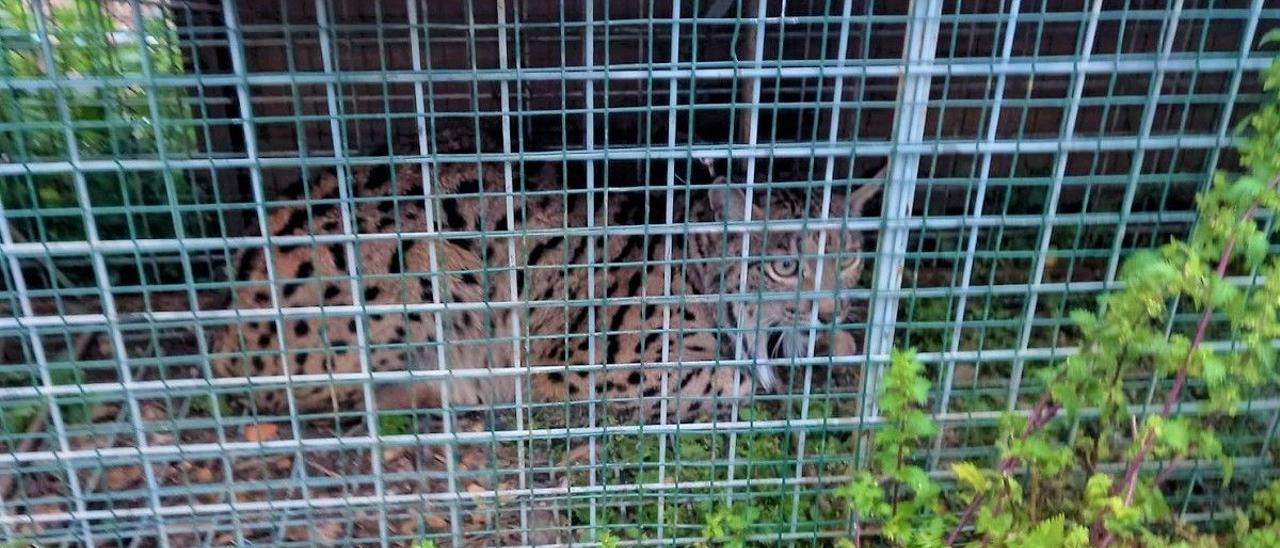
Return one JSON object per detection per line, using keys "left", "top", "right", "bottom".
{"left": 210, "top": 125, "right": 882, "bottom": 422}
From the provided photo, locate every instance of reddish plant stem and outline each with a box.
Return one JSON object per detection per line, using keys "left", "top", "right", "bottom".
{"left": 945, "top": 389, "right": 1061, "bottom": 545}
{"left": 1095, "top": 174, "right": 1280, "bottom": 547}
{"left": 978, "top": 480, "right": 1010, "bottom": 548}
{"left": 945, "top": 492, "right": 984, "bottom": 546}
{"left": 1093, "top": 240, "right": 1232, "bottom": 546}
{"left": 954, "top": 173, "right": 1279, "bottom": 548}
{"left": 1154, "top": 455, "right": 1185, "bottom": 486}
{"left": 1117, "top": 306, "right": 1215, "bottom": 503}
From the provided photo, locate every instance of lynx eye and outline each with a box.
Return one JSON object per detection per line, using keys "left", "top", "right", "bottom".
{"left": 767, "top": 257, "right": 800, "bottom": 279}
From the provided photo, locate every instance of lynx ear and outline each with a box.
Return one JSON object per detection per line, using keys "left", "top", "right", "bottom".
{"left": 847, "top": 164, "right": 886, "bottom": 215}
{"left": 708, "top": 179, "right": 754, "bottom": 222}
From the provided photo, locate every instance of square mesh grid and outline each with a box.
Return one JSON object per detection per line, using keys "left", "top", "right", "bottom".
{"left": 1, "top": 0, "right": 1277, "bottom": 546}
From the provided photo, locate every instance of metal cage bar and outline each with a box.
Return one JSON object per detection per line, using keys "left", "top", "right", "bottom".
{"left": 1, "top": 1, "right": 1276, "bottom": 544}
{"left": 926, "top": 0, "right": 1026, "bottom": 470}
{"left": 26, "top": 3, "right": 172, "bottom": 545}
{"left": 861, "top": 0, "right": 944, "bottom": 426}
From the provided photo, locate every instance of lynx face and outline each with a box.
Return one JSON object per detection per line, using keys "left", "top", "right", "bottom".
{"left": 708, "top": 173, "right": 882, "bottom": 391}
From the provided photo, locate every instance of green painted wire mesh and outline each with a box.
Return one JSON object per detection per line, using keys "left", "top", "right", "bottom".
{"left": 0, "top": 0, "right": 1277, "bottom": 546}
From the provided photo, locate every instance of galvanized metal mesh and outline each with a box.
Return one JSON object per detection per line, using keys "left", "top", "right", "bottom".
{"left": 1, "top": 0, "right": 1277, "bottom": 546}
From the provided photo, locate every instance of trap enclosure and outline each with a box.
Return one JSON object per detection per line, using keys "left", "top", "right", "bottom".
{"left": 1, "top": 0, "right": 1279, "bottom": 546}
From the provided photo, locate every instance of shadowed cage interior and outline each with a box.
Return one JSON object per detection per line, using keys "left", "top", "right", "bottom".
{"left": 0, "top": 0, "right": 1277, "bottom": 546}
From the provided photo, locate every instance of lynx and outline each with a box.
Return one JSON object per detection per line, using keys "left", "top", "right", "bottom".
{"left": 211, "top": 124, "right": 881, "bottom": 421}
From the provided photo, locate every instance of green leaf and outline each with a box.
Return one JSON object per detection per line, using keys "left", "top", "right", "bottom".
{"left": 1210, "top": 278, "right": 1243, "bottom": 309}
{"left": 1085, "top": 474, "right": 1114, "bottom": 506}
{"left": 599, "top": 532, "right": 618, "bottom": 548}
{"left": 1120, "top": 249, "right": 1178, "bottom": 286}
{"left": 909, "top": 377, "right": 931, "bottom": 405}
{"left": 1069, "top": 309, "right": 1098, "bottom": 332}
{"left": 951, "top": 461, "right": 989, "bottom": 492}
{"left": 908, "top": 466, "right": 938, "bottom": 494}
{"left": 904, "top": 411, "right": 938, "bottom": 438}
{"left": 1159, "top": 418, "right": 1191, "bottom": 454}
{"left": 1024, "top": 515, "right": 1068, "bottom": 548}
{"left": 1064, "top": 523, "right": 1091, "bottom": 548}
{"left": 1262, "top": 28, "right": 1280, "bottom": 46}
{"left": 837, "top": 472, "right": 887, "bottom": 519}
{"left": 1228, "top": 175, "right": 1267, "bottom": 205}
{"left": 1246, "top": 231, "right": 1270, "bottom": 269}
{"left": 1203, "top": 352, "right": 1227, "bottom": 387}
{"left": 38, "top": 185, "right": 65, "bottom": 207}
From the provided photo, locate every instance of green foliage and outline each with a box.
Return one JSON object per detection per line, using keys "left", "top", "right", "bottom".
{"left": 1021, "top": 516, "right": 1089, "bottom": 548}
{"left": 0, "top": 0, "right": 207, "bottom": 441}
{"left": 698, "top": 505, "right": 759, "bottom": 548}
{"left": 831, "top": 354, "right": 1276, "bottom": 548}
{"left": 1232, "top": 479, "right": 1280, "bottom": 548}
{"left": 0, "top": 0, "right": 201, "bottom": 243}
{"left": 378, "top": 412, "right": 415, "bottom": 436}
{"left": 835, "top": 349, "right": 946, "bottom": 546}
{"left": 830, "top": 48, "right": 1280, "bottom": 547}
{"left": 598, "top": 530, "right": 620, "bottom": 548}
{"left": 1, "top": 363, "right": 91, "bottom": 434}
{"left": 186, "top": 394, "right": 233, "bottom": 419}
{"left": 566, "top": 400, "right": 856, "bottom": 543}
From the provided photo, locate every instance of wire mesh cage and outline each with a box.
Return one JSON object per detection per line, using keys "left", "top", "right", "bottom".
{"left": 1, "top": 0, "right": 1278, "bottom": 546}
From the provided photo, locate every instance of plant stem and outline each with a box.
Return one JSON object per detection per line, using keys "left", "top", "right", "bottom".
{"left": 1092, "top": 248, "right": 1226, "bottom": 545}
{"left": 1095, "top": 173, "right": 1280, "bottom": 547}
{"left": 945, "top": 389, "right": 1061, "bottom": 545}
{"left": 1029, "top": 466, "right": 1041, "bottom": 523}
{"left": 978, "top": 481, "right": 1010, "bottom": 548}
{"left": 951, "top": 173, "right": 1279, "bottom": 547}
{"left": 891, "top": 433, "right": 905, "bottom": 514}
{"left": 945, "top": 492, "right": 984, "bottom": 546}
{"left": 1095, "top": 343, "right": 1130, "bottom": 457}
{"left": 1154, "top": 455, "right": 1185, "bottom": 486}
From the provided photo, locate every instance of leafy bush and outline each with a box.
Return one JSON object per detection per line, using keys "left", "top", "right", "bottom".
{"left": 834, "top": 36, "right": 1280, "bottom": 548}
{"left": 0, "top": 0, "right": 202, "bottom": 434}
{"left": 579, "top": 404, "right": 855, "bottom": 543}
{"left": 0, "top": 0, "right": 200, "bottom": 243}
